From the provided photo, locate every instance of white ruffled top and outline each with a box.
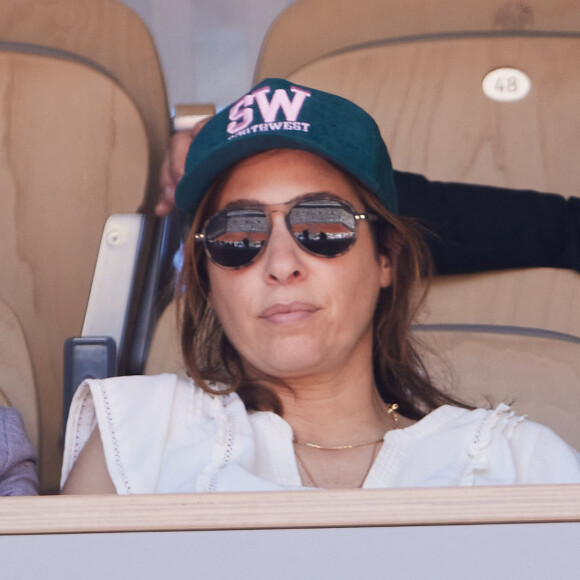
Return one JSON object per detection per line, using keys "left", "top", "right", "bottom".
{"left": 61, "top": 373, "right": 580, "bottom": 493}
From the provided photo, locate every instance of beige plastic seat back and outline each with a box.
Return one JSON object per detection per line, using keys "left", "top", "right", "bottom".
{"left": 255, "top": 0, "right": 580, "bottom": 194}
{"left": 146, "top": 300, "right": 184, "bottom": 376}
{"left": 413, "top": 325, "right": 580, "bottom": 450}
{"left": 0, "top": 0, "right": 170, "bottom": 493}
{"left": 0, "top": 0, "right": 170, "bottom": 213}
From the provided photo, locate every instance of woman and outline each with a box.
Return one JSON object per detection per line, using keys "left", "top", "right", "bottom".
{"left": 61, "top": 78, "right": 580, "bottom": 494}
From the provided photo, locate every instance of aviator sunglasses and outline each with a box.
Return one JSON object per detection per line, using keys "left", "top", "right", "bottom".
{"left": 195, "top": 194, "right": 379, "bottom": 269}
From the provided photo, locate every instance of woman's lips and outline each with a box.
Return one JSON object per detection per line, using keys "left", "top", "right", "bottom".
{"left": 259, "top": 302, "right": 319, "bottom": 324}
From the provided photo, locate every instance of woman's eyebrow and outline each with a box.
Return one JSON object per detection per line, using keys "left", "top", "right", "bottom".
{"left": 295, "top": 191, "right": 337, "bottom": 202}
{"left": 221, "top": 198, "right": 264, "bottom": 210}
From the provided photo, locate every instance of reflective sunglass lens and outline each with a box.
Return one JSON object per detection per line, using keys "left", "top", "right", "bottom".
{"left": 204, "top": 209, "right": 267, "bottom": 268}
{"left": 289, "top": 200, "right": 356, "bottom": 256}
{"left": 201, "top": 198, "right": 364, "bottom": 268}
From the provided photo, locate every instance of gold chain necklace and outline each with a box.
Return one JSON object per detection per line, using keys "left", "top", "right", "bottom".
{"left": 292, "top": 403, "right": 399, "bottom": 450}
{"left": 292, "top": 403, "right": 399, "bottom": 488}
{"left": 295, "top": 440, "right": 380, "bottom": 488}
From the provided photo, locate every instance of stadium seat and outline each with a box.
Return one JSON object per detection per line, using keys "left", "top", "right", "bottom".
{"left": 413, "top": 324, "right": 580, "bottom": 450}
{"left": 0, "top": 0, "right": 170, "bottom": 213}
{"left": 0, "top": 0, "right": 171, "bottom": 492}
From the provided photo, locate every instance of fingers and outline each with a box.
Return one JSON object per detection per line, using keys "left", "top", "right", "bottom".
{"left": 154, "top": 195, "right": 175, "bottom": 218}
{"left": 156, "top": 155, "right": 176, "bottom": 217}
{"left": 155, "top": 118, "right": 212, "bottom": 217}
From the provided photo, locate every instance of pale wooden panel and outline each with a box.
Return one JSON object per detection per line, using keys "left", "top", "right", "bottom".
{"left": 0, "top": 299, "right": 38, "bottom": 450}
{"left": 0, "top": 51, "right": 149, "bottom": 492}
{"left": 255, "top": 0, "right": 580, "bottom": 82}
{"left": 1, "top": 486, "right": 580, "bottom": 535}
{"left": 414, "top": 327, "right": 580, "bottom": 450}
{"left": 0, "top": 0, "right": 170, "bottom": 212}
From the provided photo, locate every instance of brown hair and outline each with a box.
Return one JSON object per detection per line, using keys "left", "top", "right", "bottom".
{"left": 178, "top": 159, "right": 467, "bottom": 419}
{"left": 178, "top": 171, "right": 286, "bottom": 414}
{"left": 355, "top": 185, "right": 468, "bottom": 419}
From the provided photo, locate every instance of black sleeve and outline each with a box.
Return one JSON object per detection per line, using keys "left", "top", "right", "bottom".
{"left": 394, "top": 170, "right": 580, "bottom": 275}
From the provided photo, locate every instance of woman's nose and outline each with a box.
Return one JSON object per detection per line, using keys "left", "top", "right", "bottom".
{"left": 261, "top": 213, "right": 305, "bottom": 283}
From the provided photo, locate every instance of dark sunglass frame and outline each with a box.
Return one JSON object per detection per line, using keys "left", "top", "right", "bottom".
{"left": 195, "top": 194, "right": 378, "bottom": 269}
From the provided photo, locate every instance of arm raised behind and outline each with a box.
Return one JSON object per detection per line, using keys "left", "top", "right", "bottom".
{"left": 155, "top": 118, "right": 211, "bottom": 217}
{"left": 159, "top": 121, "right": 580, "bottom": 275}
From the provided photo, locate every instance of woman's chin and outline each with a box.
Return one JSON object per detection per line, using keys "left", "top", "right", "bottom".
{"left": 246, "top": 349, "right": 337, "bottom": 381}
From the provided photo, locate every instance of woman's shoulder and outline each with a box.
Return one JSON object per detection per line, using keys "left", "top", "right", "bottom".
{"left": 431, "top": 403, "right": 576, "bottom": 447}
{"left": 405, "top": 403, "right": 523, "bottom": 436}
{"left": 84, "top": 372, "right": 189, "bottom": 393}
{"left": 416, "top": 403, "right": 580, "bottom": 484}
{"left": 62, "top": 374, "right": 244, "bottom": 493}
{"left": 81, "top": 373, "right": 232, "bottom": 407}
{"left": 404, "top": 403, "right": 558, "bottom": 458}
{"left": 72, "top": 373, "right": 244, "bottom": 434}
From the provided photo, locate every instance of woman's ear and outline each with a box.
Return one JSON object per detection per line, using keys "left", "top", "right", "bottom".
{"left": 379, "top": 252, "right": 393, "bottom": 288}
{"left": 379, "top": 228, "right": 402, "bottom": 288}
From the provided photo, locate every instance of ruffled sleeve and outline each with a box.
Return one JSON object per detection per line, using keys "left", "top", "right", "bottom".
{"left": 61, "top": 373, "right": 253, "bottom": 494}
{"left": 464, "top": 403, "right": 580, "bottom": 485}
{"left": 510, "top": 418, "right": 580, "bottom": 484}
{"left": 61, "top": 374, "right": 193, "bottom": 493}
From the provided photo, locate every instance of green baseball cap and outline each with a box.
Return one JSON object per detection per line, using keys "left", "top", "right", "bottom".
{"left": 175, "top": 78, "right": 398, "bottom": 218}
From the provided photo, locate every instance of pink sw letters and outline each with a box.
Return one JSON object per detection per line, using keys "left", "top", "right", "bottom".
{"left": 227, "top": 86, "right": 311, "bottom": 135}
